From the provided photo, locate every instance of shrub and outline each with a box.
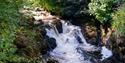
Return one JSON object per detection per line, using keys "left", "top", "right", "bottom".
{"left": 0, "top": 0, "right": 27, "bottom": 63}
{"left": 112, "top": 3, "right": 125, "bottom": 35}
{"left": 88, "top": 0, "right": 118, "bottom": 23}
{"left": 0, "top": 0, "right": 43, "bottom": 62}
{"left": 27, "top": 0, "right": 60, "bottom": 14}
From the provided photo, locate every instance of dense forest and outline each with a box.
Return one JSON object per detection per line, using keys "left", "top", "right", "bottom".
{"left": 0, "top": 0, "right": 125, "bottom": 63}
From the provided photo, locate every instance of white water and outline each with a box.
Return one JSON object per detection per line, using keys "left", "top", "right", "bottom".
{"left": 20, "top": 7, "right": 112, "bottom": 63}
{"left": 46, "top": 20, "right": 112, "bottom": 63}
{"left": 101, "top": 46, "right": 112, "bottom": 60}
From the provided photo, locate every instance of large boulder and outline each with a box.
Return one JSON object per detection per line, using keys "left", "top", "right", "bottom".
{"left": 58, "top": 0, "right": 90, "bottom": 18}
{"left": 51, "top": 0, "right": 91, "bottom": 24}
{"left": 109, "top": 35, "right": 125, "bottom": 63}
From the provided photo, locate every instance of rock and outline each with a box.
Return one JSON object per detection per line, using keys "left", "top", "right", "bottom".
{"left": 40, "top": 36, "right": 57, "bottom": 55}
{"left": 87, "top": 38, "right": 98, "bottom": 46}
{"left": 38, "top": 27, "right": 47, "bottom": 37}
{"left": 47, "top": 58, "right": 59, "bottom": 63}
{"left": 101, "top": 55, "right": 123, "bottom": 63}
{"left": 14, "top": 29, "right": 42, "bottom": 57}
{"left": 82, "top": 23, "right": 99, "bottom": 46}
{"left": 62, "top": 5, "right": 78, "bottom": 18}
{"left": 47, "top": 38, "right": 57, "bottom": 51}
{"left": 109, "top": 35, "right": 125, "bottom": 62}
{"left": 60, "top": 0, "right": 90, "bottom": 19}
{"left": 51, "top": 19, "right": 63, "bottom": 33}
{"left": 14, "top": 34, "right": 28, "bottom": 49}
{"left": 20, "top": 7, "right": 60, "bottom": 26}
{"left": 76, "top": 35, "right": 83, "bottom": 43}
{"left": 35, "top": 7, "right": 44, "bottom": 11}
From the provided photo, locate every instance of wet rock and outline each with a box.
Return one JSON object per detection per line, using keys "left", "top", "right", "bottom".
{"left": 38, "top": 27, "right": 47, "bottom": 37}
{"left": 87, "top": 50, "right": 102, "bottom": 62}
{"left": 101, "top": 55, "right": 122, "bottom": 63}
{"left": 108, "top": 35, "right": 125, "bottom": 63}
{"left": 47, "top": 58, "right": 59, "bottom": 63}
{"left": 82, "top": 23, "right": 99, "bottom": 46}
{"left": 40, "top": 36, "right": 57, "bottom": 55}
{"left": 62, "top": 5, "right": 78, "bottom": 18}
{"left": 51, "top": 19, "right": 63, "bottom": 33}
{"left": 87, "top": 38, "right": 98, "bottom": 46}
{"left": 76, "top": 35, "right": 83, "bottom": 43}
{"left": 47, "top": 38, "right": 57, "bottom": 50}
{"left": 60, "top": 0, "right": 90, "bottom": 19}
{"left": 19, "top": 7, "right": 60, "bottom": 62}
{"left": 57, "top": 0, "right": 99, "bottom": 28}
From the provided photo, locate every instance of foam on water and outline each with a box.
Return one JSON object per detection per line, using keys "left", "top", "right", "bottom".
{"left": 46, "top": 20, "right": 112, "bottom": 63}
{"left": 101, "top": 46, "right": 112, "bottom": 60}
{"left": 46, "top": 20, "right": 91, "bottom": 63}
{"left": 19, "top": 7, "right": 112, "bottom": 63}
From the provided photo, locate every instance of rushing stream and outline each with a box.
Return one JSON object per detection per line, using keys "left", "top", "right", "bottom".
{"left": 46, "top": 20, "right": 112, "bottom": 63}
{"left": 20, "top": 7, "right": 112, "bottom": 63}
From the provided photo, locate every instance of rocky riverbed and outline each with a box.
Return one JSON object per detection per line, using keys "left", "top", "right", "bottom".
{"left": 16, "top": 6, "right": 125, "bottom": 63}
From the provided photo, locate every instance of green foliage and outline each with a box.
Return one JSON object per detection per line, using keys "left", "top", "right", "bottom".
{"left": 0, "top": 0, "right": 26, "bottom": 63}
{"left": 112, "top": 4, "right": 125, "bottom": 35}
{"left": 27, "top": 0, "right": 59, "bottom": 13}
{"left": 0, "top": 0, "right": 41, "bottom": 63}
{"left": 39, "top": 0, "right": 58, "bottom": 11}
{"left": 89, "top": 0, "right": 125, "bottom": 35}
{"left": 88, "top": 0, "right": 118, "bottom": 23}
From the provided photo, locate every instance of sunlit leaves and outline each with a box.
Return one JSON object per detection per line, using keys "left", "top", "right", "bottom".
{"left": 89, "top": 0, "right": 114, "bottom": 23}
{"left": 112, "top": 4, "right": 125, "bottom": 35}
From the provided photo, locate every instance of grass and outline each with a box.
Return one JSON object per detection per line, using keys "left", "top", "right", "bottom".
{"left": 0, "top": 0, "right": 43, "bottom": 62}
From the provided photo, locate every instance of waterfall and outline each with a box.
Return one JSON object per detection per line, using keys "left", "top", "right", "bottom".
{"left": 46, "top": 20, "right": 112, "bottom": 63}
{"left": 19, "top": 7, "right": 112, "bottom": 63}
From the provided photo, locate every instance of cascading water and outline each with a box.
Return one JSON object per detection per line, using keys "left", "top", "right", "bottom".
{"left": 46, "top": 20, "right": 112, "bottom": 63}
{"left": 20, "top": 7, "right": 112, "bottom": 63}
